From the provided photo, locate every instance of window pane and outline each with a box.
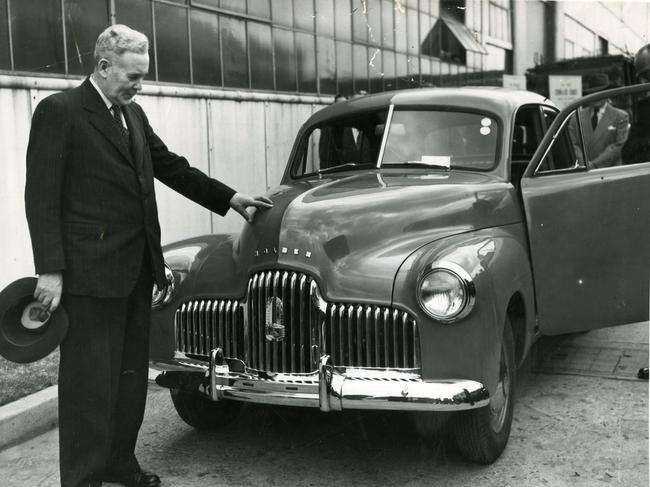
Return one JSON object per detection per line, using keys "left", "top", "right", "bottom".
{"left": 335, "top": 0, "right": 351, "bottom": 41}
{"left": 116, "top": 0, "right": 155, "bottom": 79}
{"left": 64, "top": 0, "right": 109, "bottom": 75}
{"left": 382, "top": 110, "right": 499, "bottom": 171}
{"left": 221, "top": 0, "right": 246, "bottom": 14}
{"left": 368, "top": 48, "right": 382, "bottom": 93}
{"left": 292, "top": 110, "right": 388, "bottom": 177}
{"left": 353, "top": 44, "right": 367, "bottom": 94}
{"left": 12, "top": 0, "right": 64, "bottom": 73}
{"left": 272, "top": 0, "right": 293, "bottom": 28}
{"left": 296, "top": 31, "right": 316, "bottom": 92}
{"left": 317, "top": 0, "right": 334, "bottom": 37}
{"left": 407, "top": 55, "right": 419, "bottom": 87}
{"left": 155, "top": 3, "right": 190, "bottom": 84}
{"left": 336, "top": 40, "right": 352, "bottom": 96}
{"left": 274, "top": 27, "right": 296, "bottom": 91}
{"left": 248, "top": 0, "right": 271, "bottom": 18}
{"left": 0, "top": 0, "right": 11, "bottom": 69}
{"left": 539, "top": 111, "right": 584, "bottom": 172}
{"left": 191, "top": 9, "right": 222, "bottom": 86}
{"left": 367, "top": 1, "right": 381, "bottom": 46}
{"left": 396, "top": 52, "right": 408, "bottom": 88}
{"left": 381, "top": 0, "right": 394, "bottom": 49}
{"left": 192, "top": 0, "right": 220, "bottom": 8}
{"left": 221, "top": 16, "right": 248, "bottom": 88}
{"left": 294, "top": 0, "right": 314, "bottom": 31}
{"left": 407, "top": 7, "right": 418, "bottom": 55}
{"left": 317, "top": 36, "right": 336, "bottom": 94}
{"left": 352, "top": 1, "right": 366, "bottom": 43}
{"left": 249, "top": 21, "right": 273, "bottom": 90}
{"left": 382, "top": 49, "right": 396, "bottom": 91}
{"left": 394, "top": 5, "right": 407, "bottom": 53}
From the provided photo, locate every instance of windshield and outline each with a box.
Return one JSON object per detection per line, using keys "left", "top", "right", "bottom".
{"left": 381, "top": 110, "right": 500, "bottom": 171}
{"left": 291, "top": 110, "right": 388, "bottom": 178}
{"left": 290, "top": 107, "right": 500, "bottom": 178}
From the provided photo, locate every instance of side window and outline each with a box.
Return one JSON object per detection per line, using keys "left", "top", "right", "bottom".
{"left": 511, "top": 106, "right": 545, "bottom": 184}
{"left": 537, "top": 110, "right": 586, "bottom": 173}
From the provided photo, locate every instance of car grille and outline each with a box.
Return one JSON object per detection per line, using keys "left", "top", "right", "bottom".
{"left": 174, "top": 270, "right": 420, "bottom": 373}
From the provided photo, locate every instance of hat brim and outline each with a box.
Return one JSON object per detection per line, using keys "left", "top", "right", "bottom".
{"left": 0, "top": 277, "right": 68, "bottom": 363}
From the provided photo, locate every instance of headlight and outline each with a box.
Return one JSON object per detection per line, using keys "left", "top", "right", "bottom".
{"left": 417, "top": 262, "right": 475, "bottom": 322}
{"left": 152, "top": 264, "right": 175, "bottom": 309}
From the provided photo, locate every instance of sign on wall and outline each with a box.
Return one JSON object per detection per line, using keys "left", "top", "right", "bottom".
{"left": 502, "top": 74, "right": 527, "bottom": 90}
{"left": 548, "top": 76, "right": 582, "bottom": 109}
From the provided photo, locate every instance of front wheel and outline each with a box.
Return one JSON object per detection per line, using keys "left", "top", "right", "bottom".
{"left": 170, "top": 387, "right": 242, "bottom": 430}
{"left": 452, "top": 317, "right": 516, "bottom": 464}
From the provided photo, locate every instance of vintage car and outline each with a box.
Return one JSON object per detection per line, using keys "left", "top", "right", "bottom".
{"left": 149, "top": 84, "right": 649, "bottom": 463}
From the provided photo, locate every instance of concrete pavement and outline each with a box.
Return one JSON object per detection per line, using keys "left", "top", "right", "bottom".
{"left": 0, "top": 322, "right": 647, "bottom": 486}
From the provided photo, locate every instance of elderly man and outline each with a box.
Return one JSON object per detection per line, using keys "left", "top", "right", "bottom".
{"left": 25, "top": 24, "right": 271, "bottom": 487}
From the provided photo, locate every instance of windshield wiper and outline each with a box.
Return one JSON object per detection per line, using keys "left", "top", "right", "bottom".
{"left": 317, "top": 162, "right": 366, "bottom": 175}
{"left": 384, "top": 160, "right": 451, "bottom": 170}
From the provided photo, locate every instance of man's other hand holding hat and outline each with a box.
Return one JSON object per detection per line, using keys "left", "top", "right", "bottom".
{"left": 34, "top": 272, "right": 63, "bottom": 312}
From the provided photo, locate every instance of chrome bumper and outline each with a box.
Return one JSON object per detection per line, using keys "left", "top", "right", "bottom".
{"left": 151, "top": 348, "right": 490, "bottom": 412}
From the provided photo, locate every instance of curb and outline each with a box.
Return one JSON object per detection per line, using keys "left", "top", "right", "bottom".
{"left": 0, "top": 385, "right": 58, "bottom": 451}
{"left": 0, "top": 369, "right": 160, "bottom": 451}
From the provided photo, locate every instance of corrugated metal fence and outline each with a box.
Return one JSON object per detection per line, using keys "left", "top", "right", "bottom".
{"left": 0, "top": 74, "right": 328, "bottom": 289}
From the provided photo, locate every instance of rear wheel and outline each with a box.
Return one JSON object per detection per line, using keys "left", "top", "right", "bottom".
{"left": 170, "top": 387, "right": 242, "bottom": 430}
{"left": 453, "top": 317, "right": 516, "bottom": 464}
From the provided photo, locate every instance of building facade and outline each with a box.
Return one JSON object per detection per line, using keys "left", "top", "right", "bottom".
{"left": 1, "top": 0, "right": 649, "bottom": 287}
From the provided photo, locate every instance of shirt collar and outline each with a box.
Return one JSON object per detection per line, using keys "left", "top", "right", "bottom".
{"left": 89, "top": 75, "right": 114, "bottom": 111}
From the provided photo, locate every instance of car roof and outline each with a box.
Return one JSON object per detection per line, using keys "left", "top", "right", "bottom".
{"left": 307, "top": 87, "right": 554, "bottom": 126}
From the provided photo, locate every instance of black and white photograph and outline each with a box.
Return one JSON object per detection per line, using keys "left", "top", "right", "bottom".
{"left": 0, "top": 1, "right": 647, "bottom": 486}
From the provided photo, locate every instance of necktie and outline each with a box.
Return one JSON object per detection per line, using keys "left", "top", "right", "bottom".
{"left": 111, "top": 104, "right": 130, "bottom": 145}
{"left": 591, "top": 107, "right": 598, "bottom": 130}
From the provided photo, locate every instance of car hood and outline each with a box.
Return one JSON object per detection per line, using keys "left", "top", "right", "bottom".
{"left": 192, "top": 170, "right": 522, "bottom": 303}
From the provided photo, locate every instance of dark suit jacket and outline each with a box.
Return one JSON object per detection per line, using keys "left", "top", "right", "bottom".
{"left": 622, "top": 97, "right": 650, "bottom": 164}
{"left": 571, "top": 102, "right": 629, "bottom": 168}
{"left": 25, "top": 78, "right": 236, "bottom": 298}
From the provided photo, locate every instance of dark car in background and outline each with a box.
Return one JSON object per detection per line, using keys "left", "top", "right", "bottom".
{"left": 148, "top": 85, "right": 649, "bottom": 463}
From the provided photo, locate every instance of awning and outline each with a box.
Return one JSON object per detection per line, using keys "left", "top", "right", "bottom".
{"left": 439, "top": 15, "right": 487, "bottom": 55}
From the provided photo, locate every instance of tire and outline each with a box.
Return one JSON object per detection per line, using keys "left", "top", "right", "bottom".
{"left": 170, "top": 387, "right": 242, "bottom": 430}
{"left": 452, "top": 317, "right": 516, "bottom": 464}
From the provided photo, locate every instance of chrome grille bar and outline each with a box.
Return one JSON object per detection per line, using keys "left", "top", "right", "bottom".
{"left": 174, "top": 271, "right": 420, "bottom": 372}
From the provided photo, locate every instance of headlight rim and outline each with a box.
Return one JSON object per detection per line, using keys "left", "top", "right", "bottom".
{"left": 416, "top": 261, "right": 476, "bottom": 323}
{"left": 151, "top": 263, "right": 176, "bottom": 309}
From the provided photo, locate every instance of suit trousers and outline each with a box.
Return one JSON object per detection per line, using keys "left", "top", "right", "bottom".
{"left": 58, "top": 255, "right": 153, "bottom": 487}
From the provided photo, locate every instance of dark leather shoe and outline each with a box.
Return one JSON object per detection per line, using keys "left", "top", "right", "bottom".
{"left": 103, "top": 469, "right": 161, "bottom": 487}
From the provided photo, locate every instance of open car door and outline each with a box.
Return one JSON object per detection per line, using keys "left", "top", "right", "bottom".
{"left": 520, "top": 84, "right": 650, "bottom": 335}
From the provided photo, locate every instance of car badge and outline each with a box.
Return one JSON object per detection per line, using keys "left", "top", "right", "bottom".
{"left": 265, "top": 297, "right": 285, "bottom": 342}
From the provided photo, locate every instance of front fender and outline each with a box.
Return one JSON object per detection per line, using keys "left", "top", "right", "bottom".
{"left": 392, "top": 223, "right": 534, "bottom": 394}
{"left": 150, "top": 234, "right": 239, "bottom": 365}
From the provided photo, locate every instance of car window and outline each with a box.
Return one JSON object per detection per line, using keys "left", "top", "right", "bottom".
{"left": 536, "top": 89, "right": 650, "bottom": 174}
{"left": 537, "top": 110, "right": 586, "bottom": 173}
{"left": 292, "top": 110, "right": 388, "bottom": 177}
{"left": 380, "top": 109, "right": 499, "bottom": 171}
{"left": 511, "top": 105, "right": 545, "bottom": 185}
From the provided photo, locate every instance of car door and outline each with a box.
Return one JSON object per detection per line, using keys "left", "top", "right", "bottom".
{"left": 520, "top": 84, "right": 650, "bottom": 335}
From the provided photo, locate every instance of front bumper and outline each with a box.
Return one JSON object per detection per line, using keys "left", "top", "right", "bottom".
{"left": 152, "top": 348, "right": 490, "bottom": 412}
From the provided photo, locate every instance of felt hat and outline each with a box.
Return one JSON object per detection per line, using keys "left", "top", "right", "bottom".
{"left": 0, "top": 277, "right": 68, "bottom": 363}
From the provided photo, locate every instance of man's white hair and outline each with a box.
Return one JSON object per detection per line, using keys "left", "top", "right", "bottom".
{"left": 94, "top": 24, "right": 148, "bottom": 64}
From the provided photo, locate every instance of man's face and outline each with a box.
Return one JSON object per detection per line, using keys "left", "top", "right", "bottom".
{"left": 98, "top": 51, "right": 149, "bottom": 106}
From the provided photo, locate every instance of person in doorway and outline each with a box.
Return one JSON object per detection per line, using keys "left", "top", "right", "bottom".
{"left": 570, "top": 75, "right": 629, "bottom": 168}
{"left": 25, "top": 24, "right": 272, "bottom": 487}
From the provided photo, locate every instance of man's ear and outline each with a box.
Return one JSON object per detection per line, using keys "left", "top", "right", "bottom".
{"left": 97, "top": 58, "right": 111, "bottom": 77}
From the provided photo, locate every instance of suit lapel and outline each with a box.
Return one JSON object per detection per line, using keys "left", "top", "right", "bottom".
{"left": 81, "top": 78, "right": 134, "bottom": 166}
